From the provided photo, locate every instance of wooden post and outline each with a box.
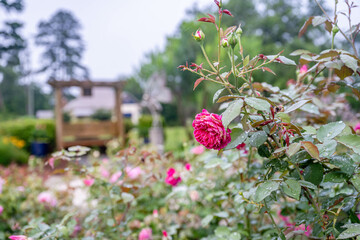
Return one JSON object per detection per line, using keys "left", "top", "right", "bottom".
{"left": 114, "top": 86, "right": 124, "bottom": 145}
{"left": 55, "top": 87, "right": 63, "bottom": 150}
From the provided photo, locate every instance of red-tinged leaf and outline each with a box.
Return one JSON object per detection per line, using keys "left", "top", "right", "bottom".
{"left": 217, "top": 95, "right": 241, "bottom": 103}
{"left": 193, "top": 78, "right": 205, "bottom": 90}
{"left": 325, "top": 20, "right": 333, "bottom": 33}
{"left": 270, "top": 124, "right": 277, "bottom": 135}
{"left": 198, "top": 14, "right": 216, "bottom": 24}
{"left": 251, "top": 120, "right": 266, "bottom": 128}
{"left": 262, "top": 67, "right": 276, "bottom": 75}
{"left": 301, "top": 141, "right": 320, "bottom": 160}
{"left": 334, "top": 65, "right": 354, "bottom": 80}
{"left": 214, "top": 0, "right": 220, "bottom": 7}
{"left": 222, "top": 9, "right": 233, "bottom": 17}
{"left": 224, "top": 26, "right": 237, "bottom": 36}
{"left": 299, "top": 16, "right": 314, "bottom": 38}
{"left": 208, "top": 14, "right": 215, "bottom": 22}
{"left": 352, "top": 88, "right": 360, "bottom": 100}
{"left": 316, "top": 50, "right": 339, "bottom": 60}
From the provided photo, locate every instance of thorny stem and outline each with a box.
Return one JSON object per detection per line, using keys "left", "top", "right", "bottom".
{"left": 217, "top": 1, "right": 222, "bottom": 73}
{"left": 264, "top": 200, "right": 283, "bottom": 237}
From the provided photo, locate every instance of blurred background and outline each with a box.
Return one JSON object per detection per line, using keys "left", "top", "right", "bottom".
{"left": 0, "top": 0, "right": 359, "bottom": 163}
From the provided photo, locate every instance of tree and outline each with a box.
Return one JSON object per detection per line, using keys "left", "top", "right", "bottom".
{"left": 35, "top": 10, "right": 88, "bottom": 80}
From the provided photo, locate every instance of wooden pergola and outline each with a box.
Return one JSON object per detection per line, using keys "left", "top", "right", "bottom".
{"left": 48, "top": 79, "right": 126, "bottom": 150}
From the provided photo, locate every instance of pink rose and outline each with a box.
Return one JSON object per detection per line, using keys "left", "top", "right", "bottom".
{"left": 110, "top": 171, "right": 122, "bottom": 183}
{"left": 100, "top": 166, "right": 110, "bottom": 178}
{"left": 193, "top": 109, "right": 231, "bottom": 150}
{"left": 0, "top": 177, "right": 5, "bottom": 193}
{"left": 125, "top": 166, "right": 143, "bottom": 180}
{"left": 9, "top": 235, "right": 29, "bottom": 240}
{"left": 138, "top": 228, "right": 152, "bottom": 240}
{"left": 48, "top": 157, "right": 55, "bottom": 169}
{"left": 191, "top": 145, "right": 205, "bottom": 155}
{"left": 300, "top": 65, "right": 308, "bottom": 74}
{"left": 189, "top": 190, "right": 199, "bottom": 201}
{"left": 153, "top": 209, "right": 159, "bottom": 218}
{"left": 236, "top": 143, "right": 248, "bottom": 154}
{"left": 162, "top": 230, "right": 168, "bottom": 237}
{"left": 0, "top": 205, "right": 3, "bottom": 215}
{"left": 165, "top": 168, "right": 181, "bottom": 186}
{"left": 354, "top": 122, "right": 360, "bottom": 132}
{"left": 37, "top": 192, "right": 57, "bottom": 207}
{"left": 185, "top": 163, "right": 191, "bottom": 171}
{"left": 83, "top": 177, "right": 95, "bottom": 186}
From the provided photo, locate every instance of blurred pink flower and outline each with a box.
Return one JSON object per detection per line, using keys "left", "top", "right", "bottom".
{"left": 125, "top": 166, "right": 143, "bottom": 180}
{"left": 83, "top": 177, "right": 95, "bottom": 186}
{"left": 191, "top": 145, "right": 205, "bottom": 155}
{"left": 300, "top": 65, "right": 308, "bottom": 74}
{"left": 48, "top": 157, "right": 55, "bottom": 169}
{"left": 236, "top": 143, "right": 249, "bottom": 154}
{"left": 37, "top": 192, "right": 57, "bottom": 207}
{"left": 189, "top": 190, "right": 200, "bottom": 201}
{"left": 165, "top": 168, "right": 181, "bottom": 186}
{"left": 153, "top": 209, "right": 159, "bottom": 218}
{"left": 110, "top": 171, "right": 122, "bottom": 183}
{"left": 185, "top": 163, "right": 192, "bottom": 171}
{"left": 278, "top": 211, "right": 311, "bottom": 237}
{"left": 138, "top": 228, "right": 152, "bottom": 240}
{"left": 17, "top": 186, "right": 25, "bottom": 192}
{"left": 0, "top": 205, "right": 3, "bottom": 215}
{"left": 354, "top": 122, "right": 360, "bottom": 132}
{"left": 100, "top": 166, "right": 110, "bottom": 178}
{"left": 9, "top": 235, "right": 29, "bottom": 240}
{"left": 162, "top": 230, "right": 168, "bottom": 237}
{"left": 193, "top": 109, "right": 231, "bottom": 150}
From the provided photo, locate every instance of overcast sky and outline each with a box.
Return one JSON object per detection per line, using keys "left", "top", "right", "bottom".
{"left": 0, "top": 0, "right": 359, "bottom": 84}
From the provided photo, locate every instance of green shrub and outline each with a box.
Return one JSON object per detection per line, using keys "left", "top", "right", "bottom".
{"left": 91, "top": 109, "right": 112, "bottom": 121}
{"left": 0, "top": 118, "right": 55, "bottom": 152}
{"left": 0, "top": 138, "right": 29, "bottom": 165}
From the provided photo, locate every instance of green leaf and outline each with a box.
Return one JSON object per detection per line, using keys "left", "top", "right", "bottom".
{"left": 276, "top": 112, "right": 290, "bottom": 123}
{"left": 302, "top": 141, "right": 320, "bottom": 160}
{"left": 121, "top": 192, "right": 134, "bottom": 203}
{"left": 300, "top": 103, "right": 320, "bottom": 115}
{"left": 267, "top": 55, "right": 296, "bottom": 65}
{"left": 317, "top": 121, "right": 346, "bottom": 142}
{"left": 330, "top": 155, "right": 355, "bottom": 177}
{"left": 290, "top": 150, "right": 311, "bottom": 164}
{"left": 304, "top": 163, "right": 324, "bottom": 185}
{"left": 243, "top": 55, "right": 249, "bottom": 67}
{"left": 302, "top": 126, "right": 317, "bottom": 135}
{"left": 290, "top": 49, "right": 312, "bottom": 56}
{"left": 287, "top": 142, "right": 301, "bottom": 157}
{"left": 213, "top": 88, "right": 225, "bottom": 103}
{"left": 215, "top": 226, "right": 231, "bottom": 237}
{"left": 323, "top": 172, "right": 348, "bottom": 183}
{"left": 245, "top": 97, "right": 271, "bottom": 112}
{"left": 335, "top": 65, "right": 354, "bottom": 80}
{"left": 317, "top": 139, "right": 337, "bottom": 158}
{"left": 253, "top": 181, "right": 280, "bottom": 202}
{"left": 222, "top": 99, "right": 244, "bottom": 128}
{"left": 299, "top": 180, "right": 317, "bottom": 190}
{"left": 201, "top": 215, "right": 213, "bottom": 227}
{"left": 204, "top": 158, "right": 223, "bottom": 169}
{"left": 284, "top": 100, "right": 311, "bottom": 113}
{"left": 249, "top": 131, "right": 268, "bottom": 147}
{"left": 337, "top": 224, "right": 360, "bottom": 239}
{"left": 258, "top": 144, "right": 271, "bottom": 158}
{"left": 312, "top": 16, "right": 327, "bottom": 26}
{"left": 350, "top": 174, "right": 360, "bottom": 192}
{"left": 340, "top": 54, "right": 359, "bottom": 73}
{"left": 214, "top": 211, "right": 229, "bottom": 218}
{"left": 224, "top": 128, "right": 248, "bottom": 150}
{"left": 338, "top": 135, "right": 360, "bottom": 155}
{"left": 282, "top": 179, "right": 301, "bottom": 200}
{"left": 229, "top": 232, "right": 241, "bottom": 240}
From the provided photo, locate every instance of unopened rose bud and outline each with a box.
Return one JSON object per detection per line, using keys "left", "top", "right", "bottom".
{"left": 193, "top": 29, "right": 205, "bottom": 42}
{"left": 228, "top": 32, "right": 237, "bottom": 48}
{"left": 332, "top": 25, "right": 339, "bottom": 35}
{"left": 221, "top": 38, "right": 229, "bottom": 48}
{"left": 236, "top": 26, "right": 243, "bottom": 37}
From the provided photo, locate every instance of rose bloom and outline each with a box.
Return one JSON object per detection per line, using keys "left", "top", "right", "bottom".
{"left": 236, "top": 143, "right": 248, "bottom": 154}
{"left": 185, "top": 163, "right": 191, "bottom": 171}
{"left": 37, "top": 192, "right": 57, "bottom": 207}
{"left": 193, "top": 109, "right": 231, "bottom": 150}
{"left": 191, "top": 145, "right": 205, "bottom": 155}
{"left": 0, "top": 205, "right": 3, "bottom": 215}
{"left": 138, "top": 228, "right": 152, "bottom": 240}
{"left": 125, "top": 166, "right": 143, "bottom": 180}
{"left": 165, "top": 168, "right": 181, "bottom": 186}
{"left": 299, "top": 65, "right": 308, "bottom": 74}
{"left": 9, "top": 235, "right": 30, "bottom": 240}
{"left": 354, "top": 122, "right": 360, "bottom": 132}
{"left": 109, "top": 171, "right": 122, "bottom": 183}
{"left": 83, "top": 177, "right": 95, "bottom": 186}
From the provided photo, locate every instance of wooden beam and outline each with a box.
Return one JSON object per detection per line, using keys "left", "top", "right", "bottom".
{"left": 114, "top": 86, "right": 125, "bottom": 145}
{"left": 48, "top": 79, "right": 125, "bottom": 88}
{"left": 55, "top": 87, "right": 63, "bottom": 150}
